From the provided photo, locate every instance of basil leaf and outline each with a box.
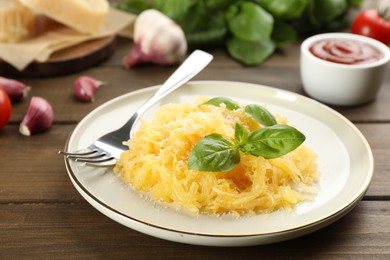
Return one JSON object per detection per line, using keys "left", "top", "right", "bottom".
{"left": 226, "top": 2, "right": 274, "bottom": 42}
{"left": 294, "top": 0, "right": 350, "bottom": 34}
{"left": 188, "top": 134, "right": 240, "bottom": 172}
{"left": 271, "top": 20, "right": 297, "bottom": 47}
{"left": 234, "top": 123, "right": 249, "bottom": 146}
{"left": 205, "top": 0, "right": 241, "bottom": 11}
{"left": 203, "top": 97, "right": 240, "bottom": 110}
{"left": 152, "top": 0, "right": 195, "bottom": 23}
{"left": 312, "top": 0, "right": 347, "bottom": 23}
{"left": 245, "top": 104, "right": 277, "bottom": 126}
{"left": 180, "top": 4, "right": 227, "bottom": 38}
{"left": 305, "top": 0, "right": 347, "bottom": 28}
{"left": 241, "top": 124, "right": 305, "bottom": 159}
{"left": 256, "top": 0, "right": 308, "bottom": 20}
{"left": 186, "top": 27, "right": 227, "bottom": 48}
{"left": 227, "top": 36, "right": 275, "bottom": 65}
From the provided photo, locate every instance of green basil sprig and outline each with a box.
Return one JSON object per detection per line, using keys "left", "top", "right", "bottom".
{"left": 188, "top": 123, "right": 305, "bottom": 172}
{"left": 188, "top": 98, "right": 306, "bottom": 172}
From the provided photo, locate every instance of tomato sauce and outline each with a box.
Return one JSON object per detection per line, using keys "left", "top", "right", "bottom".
{"left": 309, "top": 38, "right": 383, "bottom": 64}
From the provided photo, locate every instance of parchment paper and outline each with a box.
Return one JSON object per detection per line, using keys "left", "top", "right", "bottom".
{"left": 0, "top": 8, "right": 135, "bottom": 71}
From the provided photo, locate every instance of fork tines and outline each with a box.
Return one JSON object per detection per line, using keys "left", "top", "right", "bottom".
{"left": 58, "top": 150, "right": 116, "bottom": 166}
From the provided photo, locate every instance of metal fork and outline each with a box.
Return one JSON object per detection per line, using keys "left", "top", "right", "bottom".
{"left": 59, "top": 50, "right": 213, "bottom": 166}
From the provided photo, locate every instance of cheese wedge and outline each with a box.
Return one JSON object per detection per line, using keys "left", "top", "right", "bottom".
{"left": 19, "top": 0, "right": 109, "bottom": 34}
{"left": 0, "top": 0, "right": 35, "bottom": 43}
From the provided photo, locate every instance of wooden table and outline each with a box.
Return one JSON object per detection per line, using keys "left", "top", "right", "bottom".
{"left": 1, "top": 35, "right": 389, "bottom": 259}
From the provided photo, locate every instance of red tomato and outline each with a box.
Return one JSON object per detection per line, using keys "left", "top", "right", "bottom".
{"left": 0, "top": 87, "right": 12, "bottom": 129}
{"left": 351, "top": 9, "right": 390, "bottom": 45}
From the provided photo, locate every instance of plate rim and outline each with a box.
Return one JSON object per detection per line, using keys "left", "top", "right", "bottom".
{"left": 63, "top": 80, "right": 374, "bottom": 241}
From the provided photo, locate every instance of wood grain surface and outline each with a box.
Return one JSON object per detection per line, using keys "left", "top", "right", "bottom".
{"left": 1, "top": 35, "right": 389, "bottom": 259}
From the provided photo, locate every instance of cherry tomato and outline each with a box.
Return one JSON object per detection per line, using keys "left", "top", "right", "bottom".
{"left": 351, "top": 9, "right": 390, "bottom": 45}
{"left": 0, "top": 87, "right": 12, "bottom": 129}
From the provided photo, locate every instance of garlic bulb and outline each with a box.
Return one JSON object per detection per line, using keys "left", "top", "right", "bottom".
{"left": 123, "top": 9, "right": 188, "bottom": 67}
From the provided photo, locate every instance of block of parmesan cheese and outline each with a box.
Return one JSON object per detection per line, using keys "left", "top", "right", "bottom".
{"left": 19, "top": 0, "right": 109, "bottom": 34}
{"left": 0, "top": 0, "right": 35, "bottom": 43}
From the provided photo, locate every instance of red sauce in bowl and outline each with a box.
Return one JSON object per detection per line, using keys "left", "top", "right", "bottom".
{"left": 309, "top": 39, "right": 383, "bottom": 65}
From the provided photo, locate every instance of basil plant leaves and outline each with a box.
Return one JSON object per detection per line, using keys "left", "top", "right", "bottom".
{"left": 188, "top": 97, "right": 306, "bottom": 172}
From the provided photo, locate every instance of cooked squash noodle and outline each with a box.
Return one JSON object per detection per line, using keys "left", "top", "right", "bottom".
{"left": 114, "top": 98, "right": 319, "bottom": 215}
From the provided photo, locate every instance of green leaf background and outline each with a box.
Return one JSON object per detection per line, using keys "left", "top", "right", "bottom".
{"left": 115, "top": 0, "right": 362, "bottom": 65}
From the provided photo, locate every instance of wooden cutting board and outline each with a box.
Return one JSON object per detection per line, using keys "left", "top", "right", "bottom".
{"left": 0, "top": 35, "right": 116, "bottom": 77}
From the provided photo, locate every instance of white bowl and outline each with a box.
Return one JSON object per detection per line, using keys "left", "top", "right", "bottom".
{"left": 300, "top": 33, "right": 390, "bottom": 106}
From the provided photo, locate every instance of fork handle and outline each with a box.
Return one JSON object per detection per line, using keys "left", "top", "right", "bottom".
{"left": 125, "top": 50, "right": 213, "bottom": 135}
{"left": 154, "top": 50, "right": 213, "bottom": 97}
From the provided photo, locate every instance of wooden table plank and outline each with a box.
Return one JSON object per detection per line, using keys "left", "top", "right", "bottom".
{"left": 357, "top": 123, "right": 390, "bottom": 197}
{"left": 0, "top": 201, "right": 389, "bottom": 259}
{"left": 0, "top": 125, "right": 81, "bottom": 203}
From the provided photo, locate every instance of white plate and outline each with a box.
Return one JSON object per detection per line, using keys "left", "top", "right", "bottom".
{"left": 64, "top": 81, "right": 373, "bottom": 247}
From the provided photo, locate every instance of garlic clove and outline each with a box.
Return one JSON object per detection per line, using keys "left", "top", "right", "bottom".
{"left": 74, "top": 76, "right": 104, "bottom": 102}
{"left": 0, "top": 76, "right": 31, "bottom": 102}
{"left": 19, "top": 96, "right": 53, "bottom": 136}
{"left": 122, "top": 9, "right": 187, "bottom": 68}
